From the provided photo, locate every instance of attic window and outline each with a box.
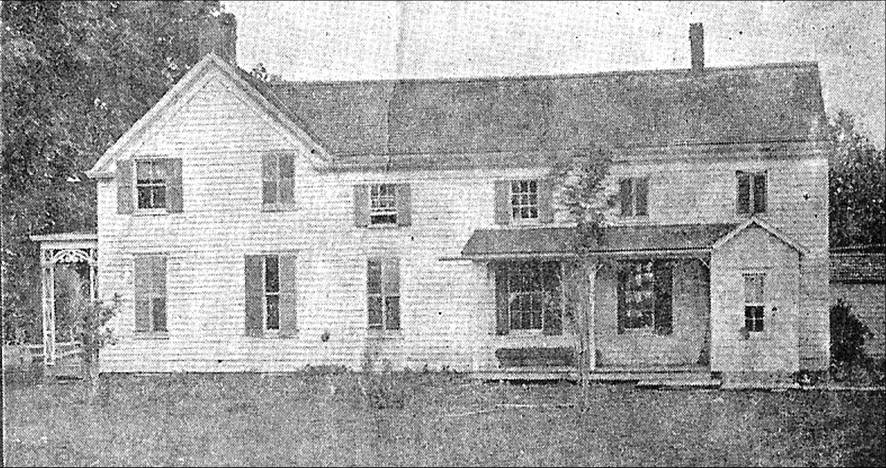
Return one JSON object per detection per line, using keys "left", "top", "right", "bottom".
{"left": 510, "top": 180, "right": 538, "bottom": 220}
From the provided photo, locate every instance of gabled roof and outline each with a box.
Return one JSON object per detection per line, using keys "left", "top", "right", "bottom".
{"left": 460, "top": 223, "right": 737, "bottom": 260}
{"left": 712, "top": 217, "right": 807, "bottom": 255}
{"left": 87, "top": 54, "right": 327, "bottom": 178}
{"left": 270, "top": 62, "right": 826, "bottom": 164}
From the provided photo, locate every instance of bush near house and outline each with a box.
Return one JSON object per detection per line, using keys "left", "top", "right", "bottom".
{"left": 830, "top": 299, "right": 881, "bottom": 384}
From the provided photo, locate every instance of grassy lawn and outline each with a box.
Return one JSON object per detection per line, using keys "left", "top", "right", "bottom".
{"left": 3, "top": 371, "right": 885, "bottom": 466}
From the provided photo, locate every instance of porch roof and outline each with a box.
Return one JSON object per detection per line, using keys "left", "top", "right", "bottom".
{"left": 460, "top": 223, "right": 737, "bottom": 260}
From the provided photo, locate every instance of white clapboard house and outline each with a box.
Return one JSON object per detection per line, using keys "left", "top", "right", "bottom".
{"left": 35, "top": 20, "right": 832, "bottom": 380}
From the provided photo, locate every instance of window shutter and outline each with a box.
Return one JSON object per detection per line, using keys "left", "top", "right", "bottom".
{"left": 736, "top": 171, "right": 751, "bottom": 214}
{"left": 279, "top": 154, "right": 295, "bottom": 205}
{"left": 753, "top": 172, "right": 767, "bottom": 214}
{"left": 396, "top": 184, "right": 412, "bottom": 226}
{"left": 494, "top": 180, "right": 511, "bottom": 225}
{"left": 262, "top": 153, "right": 277, "bottom": 206}
{"left": 619, "top": 179, "right": 633, "bottom": 217}
{"left": 167, "top": 159, "right": 183, "bottom": 213}
{"left": 542, "top": 262, "right": 562, "bottom": 335}
{"left": 353, "top": 185, "right": 369, "bottom": 227}
{"left": 538, "top": 179, "right": 555, "bottom": 224}
{"left": 653, "top": 260, "right": 673, "bottom": 336}
{"left": 616, "top": 264, "right": 627, "bottom": 334}
{"left": 244, "top": 255, "right": 264, "bottom": 337}
{"left": 494, "top": 264, "right": 510, "bottom": 335}
{"left": 634, "top": 178, "right": 648, "bottom": 216}
{"left": 133, "top": 257, "right": 151, "bottom": 332}
{"left": 279, "top": 254, "right": 298, "bottom": 335}
{"left": 117, "top": 160, "right": 133, "bottom": 214}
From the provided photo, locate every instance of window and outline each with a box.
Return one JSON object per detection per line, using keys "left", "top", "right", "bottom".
{"left": 737, "top": 171, "right": 767, "bottom": 215}
{"left": 264, "top": 256, "right": 280, "bottom": 331}
{"left": 369, "top": 184, "right": 398, "bottom": 225}
{"left": 503, "top": 262, "right": 560, "bottom": 331}
{"left": 136, "top": 160, "right": 167, "bottom": 209}
{"left": 619, "top": 177, "right": 648, "bottom": 217}
{"left": 367, "top": 259, "right": 400, "bottom": 330}
{"left": 510, "top": 180, "right": 538, "bottom": 220}
{"left": 620, "top": 261, "right": 655, "bottom": 329}
{"left": 744, "top": 273, "right": 765, "bottom": 332}
{"left": 617, "top": 260, "right": 673, "bottom": 334}
{"left": 262, "top": 153, "right": 295, "bottom": 207}
{"left": 134, "top": 256, "right": 167, "bottom": 333}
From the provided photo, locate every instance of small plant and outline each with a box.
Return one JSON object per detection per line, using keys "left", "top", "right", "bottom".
{"left": 359, "top": 349, "right": 408, "bottom": 410}
{"left": 830, "top": 299, "right": 873, "bottom": 381}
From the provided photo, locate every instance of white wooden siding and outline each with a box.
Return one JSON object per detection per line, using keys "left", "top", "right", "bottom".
{"left": 96, "top": 67, "right": 830, "bottom": 372}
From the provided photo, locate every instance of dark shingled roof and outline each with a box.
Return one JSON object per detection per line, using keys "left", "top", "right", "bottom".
{"left": 831, "top": 247, "right": 886, "bottom": 283}
{"left": 259, "top": 62, "right": 825, "bottom": 166}
{"left": 461, "top": 224, "right": 737, "bottom": 258}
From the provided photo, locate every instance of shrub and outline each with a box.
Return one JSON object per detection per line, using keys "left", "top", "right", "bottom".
{"left": 830, "top": 299, "right": 873, "bottom": 380}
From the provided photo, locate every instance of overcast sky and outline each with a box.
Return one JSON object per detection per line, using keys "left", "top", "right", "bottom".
{"left": 223, "top": 1, "right": 885, "bottom": 148}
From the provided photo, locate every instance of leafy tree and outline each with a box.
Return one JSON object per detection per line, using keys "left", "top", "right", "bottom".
{"left": 1, "top": 1, "right": 222, "bottom": 343}
{"left": 828, "top": 110, "right": 886, "bottom": 248}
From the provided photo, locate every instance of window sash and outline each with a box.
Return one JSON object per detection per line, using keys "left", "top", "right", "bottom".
{"left": 621, "top": 261, "right": 656, "bottom": 330}
{"left": 135, "top": 160, "right": 167, "bottom": 209}
{"left": 743, "top": 273, "right": 765, "bottom": 333}
{"left": 369, "top": 184, "right": 397, "bottom": 225}
{"left": 262, "top": 155, "right": 295, "bottom": 206}
{"left": 619, "top": 178, "right": 648, "bottom": 217}
{"left": 510, "top": 180, "right": 539, "bottom": 220}
{"left": 737, "top": 171, "right": 767, "bottom": 215}
{"left": 263, "top": 256, "right": 280, "bottom": 331}
{"left": 367, "top": 259, "right": 400, "bottom": 330}
{"left": 505, "top": 262, "right": 557, "bottom": 331}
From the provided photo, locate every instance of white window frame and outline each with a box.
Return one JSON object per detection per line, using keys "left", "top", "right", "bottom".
{"left": 743, "top": 272, "right": 765, "bottom": 333}
{"left": 263, "top": 255, "right": 280, "bottom": 333}
{"left": 134, "top": 159, "right": 167, "bottom": 213}
{"left": 510, "top": 180, "right": 539, "bottom": 223}
{"left": 369, "top": 184, "right": 398, "bottom": 226}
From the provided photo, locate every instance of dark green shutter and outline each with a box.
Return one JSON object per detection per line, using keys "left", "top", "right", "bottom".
{"left": 396, "top": 184, "right": 412, "bottom": 226}
{"left": 542, "top": 262, "right": 562, "bottom": 335}
{"left": 538, "top": 179, "right": 555, "bottom": 223}
{"left": 634, "top": 178, "right": 648, "bottom": 216}
{"left": 244, "top": 255, "right": 264, "bottom": 337}
{"left": 494, "top": 264, "right": 510, "bottom": 335}
{"left": 167, "top": 159, "right": 183, "bottom": 213}
{"left": 737, "top": 171, "right": 751, "bottom": 214}
{"left": 133, "top": 257, "right": 151, "bottom": 332}
{"left": 753, "top": 172, "right": 767, "bottom": 214}
{"left": 654, "top": 260, "right": 673, "bottom": 335}
{"left": 494, "top": 181, "right": 510, "bottom": 225}
{"left": 616, "top": 264, "right": 627, "bottom": 334}
{"left": 354, "top": 185, "right": 369, "bottom": 227}
{"left": 117, "top": 160, "right": 133, "bottom": 214}
{"left": 279, "top": 254, "right": 298, "bottom": 335}
{"left": 619, "top": 179, "right": 633, "bottom": 216}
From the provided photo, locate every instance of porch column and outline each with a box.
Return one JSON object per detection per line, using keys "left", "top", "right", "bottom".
{"left": 587, "top": 262, "right": 600, "bottom": 371}
{"left": 41, "top": 264, "right": 56, "bottom": 366}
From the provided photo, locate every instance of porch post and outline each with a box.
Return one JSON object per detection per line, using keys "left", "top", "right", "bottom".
{"left": 41, "top": 264, "right": 56, "bottom": 366}
{"left": 587, "top": 262, "right": 600, "bottom": 371}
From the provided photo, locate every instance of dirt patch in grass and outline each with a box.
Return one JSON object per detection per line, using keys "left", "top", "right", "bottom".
{"left": 3, "top": 372, "right": 885, "bottom": 466}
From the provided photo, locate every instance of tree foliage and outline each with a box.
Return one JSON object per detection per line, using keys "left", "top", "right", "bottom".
{"left": 828, "top": 110, "right": 886, "bottom": 248}
{"left": 1, "top": 1, "right": 222, "bottom": 343}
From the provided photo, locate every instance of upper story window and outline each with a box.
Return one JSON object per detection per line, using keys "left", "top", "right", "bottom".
{"left": 743, "top": 273, "right": 765, "bottom": 332}
{"left": 136, "top": 160, "right": 167, "bottom": 210}
{"left": 262, "top": 153, "right": 295, "bottom": 208}
{"left": 370, "top": 184, "right": 398, "bottom": 225}
{"left": 510, "top": 180, "right": 538, "bottom": 221}
{"left": 619, "top": 177, "right": 648, "bottom": 217}
{"left": 736, "top": 170, "right": 767, "bottom": 215}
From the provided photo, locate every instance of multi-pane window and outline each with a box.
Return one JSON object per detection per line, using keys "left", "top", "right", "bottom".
{"left": 136, "top": 160, "right": 167, "bottom": 209}
{"left": 262, "top": 154, "right": 295, "bottom": 207}
{"left": 737, "top": 171, "right": 767, "bottom": 215}
{"left": 744, "top": 273, "right": 765, "bottom": 332}
{"left": 264, "top": 256, "right": 280, "bottom": 331}
{"left": 619, "top": 177, "right": 649, "bottom": 217}
{"left": 505, "top": 262, "right": 560, "bottom": 331}
{"left": 621, "top": 261, "right": 655, "bottom": 329}
{"left": 510, "top": 180, "right": 538, "bottom": 220}
{"left": 367, "top": 259, "right": 400, "bottom": 330}
{"left": 369, "top": 184, "right": 398, "bottom": 225}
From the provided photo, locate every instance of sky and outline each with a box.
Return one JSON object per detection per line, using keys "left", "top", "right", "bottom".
{"left": 223, "top": 1, "right": 885, "bottom": 148}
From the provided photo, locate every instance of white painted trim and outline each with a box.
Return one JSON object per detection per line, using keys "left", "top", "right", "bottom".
{"left": 712, "top": 216, "right": 807, "bottom": 255}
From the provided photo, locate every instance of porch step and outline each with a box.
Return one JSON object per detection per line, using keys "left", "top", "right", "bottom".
{"left": 636, "top": 378, "right": 722, "bottom": 389}
{"left": 477, "top": 366, "right": 576, "bottom": 382}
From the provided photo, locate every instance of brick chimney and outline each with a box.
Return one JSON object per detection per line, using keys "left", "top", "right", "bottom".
{"left": 198, "top": 12, "right": 237, "bottom": 64}
{"left": 689, "top": 23, "right": 704, "bottom": 72}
